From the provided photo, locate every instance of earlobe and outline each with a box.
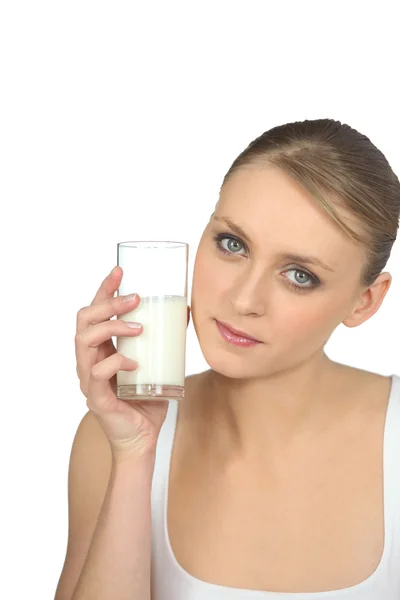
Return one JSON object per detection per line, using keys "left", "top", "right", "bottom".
{"left": 342, "top": 275, "right": 392, "bottom": 328}
{"left": 342, "top": 308, "right": 366, "bottom": 328}
{"left": 341, "top": 295, "right": 370, "bottom": 328}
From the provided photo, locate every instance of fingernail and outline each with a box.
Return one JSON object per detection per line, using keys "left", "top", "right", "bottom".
{"left": 109, "top": 266, "right": 117, "bottom": 277}
{"left": 122, "top": 293, "right": 138, "bottom": 302}
{"left": 126, "top": 322, "right": 142, "bottom": 329}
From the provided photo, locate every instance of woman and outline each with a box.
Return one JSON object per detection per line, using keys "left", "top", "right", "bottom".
{"left": 55, "top": 119, "right": 400, "bottom": 599}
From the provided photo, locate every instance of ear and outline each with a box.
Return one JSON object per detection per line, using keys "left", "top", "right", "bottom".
{"left": 342, "top": 272, "right": 392, "bottom": 328}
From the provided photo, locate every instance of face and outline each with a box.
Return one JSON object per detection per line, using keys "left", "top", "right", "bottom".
{"left": 190, "top": 165, "right": 369, "bottom": 380}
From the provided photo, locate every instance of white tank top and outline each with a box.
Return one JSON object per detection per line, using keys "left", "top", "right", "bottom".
{"left": 150, "top": 373, "right": 400, "bottom": 599}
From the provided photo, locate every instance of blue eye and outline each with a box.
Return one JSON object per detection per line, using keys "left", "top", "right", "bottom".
{"left": 212, "top": 232, "right": 321, "bottom": 293}
{"left": 214, "top": 233, "right": 246, "bottom": 255}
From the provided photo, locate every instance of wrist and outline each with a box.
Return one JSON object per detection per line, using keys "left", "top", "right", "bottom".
{"left": 111, "top": 444, "right": 157, "bottom": 468}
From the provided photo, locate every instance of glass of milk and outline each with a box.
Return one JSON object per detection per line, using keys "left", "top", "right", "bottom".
{"left": 116, "top": 241, "right": 188, "bottom": 401}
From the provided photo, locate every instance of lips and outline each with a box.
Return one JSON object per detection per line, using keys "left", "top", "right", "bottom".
{"left": 215, "top": 320, "right": 262, "bottom": 343}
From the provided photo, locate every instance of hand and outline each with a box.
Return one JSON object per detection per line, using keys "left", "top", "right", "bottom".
{"left": 74, "top": 265, "right": 191, "bottom": 458}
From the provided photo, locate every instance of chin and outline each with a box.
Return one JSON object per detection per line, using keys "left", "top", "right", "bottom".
{"left": 201, "top": 346, "right": 260, "bottom": 380}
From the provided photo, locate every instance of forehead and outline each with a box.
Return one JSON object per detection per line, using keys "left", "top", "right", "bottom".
{"left": 217, "top": 166, "right": 365, "bottom": 267}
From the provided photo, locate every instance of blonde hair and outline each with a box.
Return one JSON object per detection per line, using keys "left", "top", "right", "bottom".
{"left": 220, "top": 119, "right": 400, "bottom": 288}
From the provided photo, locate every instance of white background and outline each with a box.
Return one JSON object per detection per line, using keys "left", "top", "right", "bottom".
{"left": 1, "top": 2, "right": 399, "bottom": 598}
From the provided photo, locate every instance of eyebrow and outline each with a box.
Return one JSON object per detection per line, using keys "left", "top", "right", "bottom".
{"left": 212, "top": 216, "right": 336, "bottom": 272}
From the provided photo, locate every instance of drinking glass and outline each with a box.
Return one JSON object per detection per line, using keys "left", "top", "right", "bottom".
{"left": 116, "top": 241, "right": 188, "bottom": 401}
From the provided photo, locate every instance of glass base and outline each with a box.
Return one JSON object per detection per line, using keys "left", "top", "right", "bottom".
{"left": 117, "top": 384, "right": 184, "bottom": 401}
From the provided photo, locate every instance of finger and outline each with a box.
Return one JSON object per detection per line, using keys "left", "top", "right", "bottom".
{"left": 76, "top": 319, "right": 143, "bottom": 351}
{"left": 75, "top": 318, "right": 142, "bottom": 393}
{"left": 90, "top": 265, "right": 123, "bottom": 307}
{"left": 87, "top": 353, "right": 138, "bottom": 411}
{"left": 76, "top": 293, "right": 140, "bottom": 334}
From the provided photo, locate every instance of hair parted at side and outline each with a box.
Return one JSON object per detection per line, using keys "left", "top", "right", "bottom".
{"left": 219, "top": 119, "right": 400, "bottom": 289}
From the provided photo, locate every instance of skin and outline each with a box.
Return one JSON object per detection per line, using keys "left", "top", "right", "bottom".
{"left": 188, "top": 164, "right": 392, "bottom": 464}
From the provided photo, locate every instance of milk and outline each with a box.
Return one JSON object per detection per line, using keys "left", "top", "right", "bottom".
{"left": 116, "top": 295, "right": 187, "bottom": 399}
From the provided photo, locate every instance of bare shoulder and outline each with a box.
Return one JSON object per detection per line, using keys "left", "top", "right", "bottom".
{"left": 334, "top": 362, "right": 393, "bottom": 413}
{"left": 340, "top": 362, "right": 392, "bottom": 389}
{"left": 54, "top": 411, "right": 112, "bottom": 600}
{"left": 71, "top": 409, "right": 112, "bottom": 465}
{"left": 67, "top": 410, "right": 113, "bottom": 510}
{"left": 185, "top": 371, "right": 205, "bottom": 386}
{"left": 183, "top": 371, "right": 209, "bottom": 400}
{"left": 181, "top": 371, "right": 209, "bottom": 415}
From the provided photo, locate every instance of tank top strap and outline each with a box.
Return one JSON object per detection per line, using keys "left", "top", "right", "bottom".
{"left": 151, "top": 400, "right": 179, "bottom": 546}
{"left": 383, "top": 374, "right": 400, "bottom": 562}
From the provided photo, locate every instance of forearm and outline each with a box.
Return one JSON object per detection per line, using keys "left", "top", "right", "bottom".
{"left": 72, "top": 451, "right": 156, "bottom": 600}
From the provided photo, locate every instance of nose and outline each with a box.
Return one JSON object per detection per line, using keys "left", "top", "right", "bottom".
{"left": 229, "top": 268, "right": 268, "bottom": 317}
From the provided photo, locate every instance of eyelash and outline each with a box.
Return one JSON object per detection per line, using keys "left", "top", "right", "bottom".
{"left": 212, "top": 233, "right": 321, "bottom": 293}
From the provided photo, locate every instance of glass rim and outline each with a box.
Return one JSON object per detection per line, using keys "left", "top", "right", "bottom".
{"left": 117, "top": 240, "right": 188, "bottom": 248}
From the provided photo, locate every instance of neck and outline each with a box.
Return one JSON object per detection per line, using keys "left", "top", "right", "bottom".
{"left": 197, "top": 353, "right": 346, "bottom": 463}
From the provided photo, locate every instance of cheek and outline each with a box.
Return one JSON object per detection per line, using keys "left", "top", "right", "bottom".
{"left": 192, "top": 266, "right": 222, "bottom": 317}
{"left": 276, "top": 301, "right": 340, "bottom": 344}
{"left": 192, "top": 247, "right": 224, "bottom": 298}
{"left": 202, "top": 270, "right": 232, "bottom": 310}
